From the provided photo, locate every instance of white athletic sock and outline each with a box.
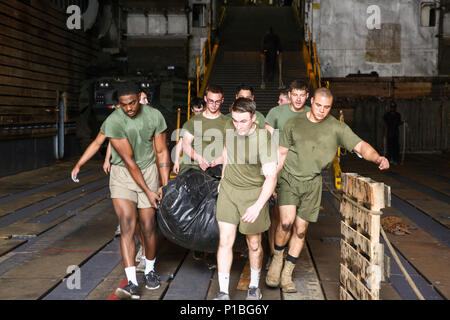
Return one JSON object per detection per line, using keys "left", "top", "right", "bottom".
{"left": 218, "top": 272, "right": 230, "bottom": 294}
{"left": 125, "top": 266, "right": 138, "bottom": 286}
{"left": 145, "top": 257, "right": 156, "bottom": 274}
{"left": 250, "top": 268, "right": 261, "bottom": 288}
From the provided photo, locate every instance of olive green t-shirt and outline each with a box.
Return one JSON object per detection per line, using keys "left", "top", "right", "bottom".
{"left": 265, "top": 103, "right": 311, "bottom": 130}
{"left": 179, "top": 113, "right": 229, "bottom": 175}
{"left": 222, "top": 119, "right": 277, "bottom": 188}
{"left": 100, "top": 104, "right": 167, "bottom": 170}
{"left": 225, "top": 110, "right": 266, "bottom": 128}
{"left": 279, "top": 112, "right": 362, "bottom": 181}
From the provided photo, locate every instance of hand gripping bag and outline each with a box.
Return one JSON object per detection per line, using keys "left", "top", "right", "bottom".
{"left": 157, "top": 168, "right": 220, "bottom": 252}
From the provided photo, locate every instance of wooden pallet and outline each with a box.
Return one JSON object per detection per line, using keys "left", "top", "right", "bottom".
{"left": 339, "top": 173, "right": 391, "bottom": 300}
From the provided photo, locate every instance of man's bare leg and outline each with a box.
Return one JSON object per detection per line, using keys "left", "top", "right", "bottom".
{"left": 112, "top": 198, "right": 139, "bottom": 292}
{"left": 246, "top": 233, "right": 263, "bottom": 271}
{"left": 287, "top": 215, "right": 309, "bottom": 259}
{"left": 275, "top": 205, "right": 297, "bottom": 249}
{"left": 138, "top": 207, "right": 157, "bottom": 261}
{"left": 113, "top": 198, "right": 138, "bottom": 268}
{"left": 216, "top": 221, "right": 237, "bottom": 298}
{"left": 246, "top": 233, "right": 263, "bottom": 300}
{"left": 268, "top": 205, "right": 278, "bottom": 256}
{"left": 134, "top": 221, "right": 146, "bottom": 264}
{"left": 137, "top": 207, "right": 160, "bottom": 289}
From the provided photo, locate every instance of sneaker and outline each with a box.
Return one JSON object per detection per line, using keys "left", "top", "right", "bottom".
{"left": 135, "top": 245, "right": 143, "bottom": 262}
{"left": 136, "top": 257, "right": 146, "bottom": 273}
{"left": 213, "top": 291, "right": 230, "bottom": 300}
{"left": 114, "top": 281, "right": 140, "bottom": 300}
{"left": 114, "top": 225, "right": 121, "bottom": 236}
{"left": 144, "top": 270, "right": 161, "bottom": 290}
{"left": 246, "top": 286, "right": 262, "bottom": 300}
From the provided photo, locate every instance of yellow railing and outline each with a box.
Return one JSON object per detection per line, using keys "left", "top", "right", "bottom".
{"left": 176, "top": 108, "right": 181, "bottom": 143}
{"left": 187, "top": 80, "right": 192, "bottom": 121}
{"left": 332, "top": 110, "right": 344, "bottom": 190}
{"left": 198, "top": 42, "right": 219, "bottom": 98}
{"left": 217, "top": 5, "right": 227, "bottom": 29}
{"left": 184, "top": 24, "right": 214, "bottom": 122}
{"left": 303, "top": 27, "right": 322, "bottom": 90}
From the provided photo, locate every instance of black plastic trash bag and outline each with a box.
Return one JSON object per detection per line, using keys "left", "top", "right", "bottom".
{"left": 157, "top": 168, "right": 220, "bottom": 253}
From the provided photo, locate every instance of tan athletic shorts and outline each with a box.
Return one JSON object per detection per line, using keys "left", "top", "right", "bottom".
{"left": 276, "top": 173, "right": 322, "bottom": 223}
{"left": 216, "top": 179, "right": 270, "bottom": 235}
{"left": 109, "top": 164, "right": 160, "bottom": 208}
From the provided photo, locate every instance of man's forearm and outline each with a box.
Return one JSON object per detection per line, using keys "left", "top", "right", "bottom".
{"left": 359, "top": 141, "right": 381, "bottom": 164}
{"left": 254, "top": 176, "right": 277, "bottom": 209}
{"left": 156, "top": 153, "right": 171, "bottom": 187}
{"left": 174, "top": 139, "right": 182, "bottom": 164}
{"left": 75, "top": 135, "right": 105, "bottom": 169}
{"left": 276, "top": 147, "right": 288, "bottom": 174}
{"left": 183, "top": 143, "right": 202, "bottom": 163}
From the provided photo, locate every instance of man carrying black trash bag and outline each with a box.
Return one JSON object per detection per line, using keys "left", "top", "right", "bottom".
{"left": 177, "top": 84, "right": 229, "bottom": 268}
{"left": 178, "top": 84, "right": 228, "bottom": 175}
{"left": 71, "top": 81, "right": 170, "bottom": 300}
{"left": 214, "top": 98, "right": 277, "bottom": 300}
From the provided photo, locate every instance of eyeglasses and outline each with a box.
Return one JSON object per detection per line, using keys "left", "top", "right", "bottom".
{"left": 206, "top": 98, "right": 223, "bottom": 105}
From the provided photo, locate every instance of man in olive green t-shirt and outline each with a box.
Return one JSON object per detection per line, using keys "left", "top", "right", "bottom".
{"left": 263, "top": 80, "right": 311, "bottom": 263}
{"left": 266, "top": 87, "right": 390, "bottom": 293}
{"left": 71, "top": 82, "right": 170, "bottom": 300}
{"left": 179, "top": 84, "right": 229, "bottom": 175}
{"left": 265, "top": 79, "right": 311, "bottom": 134}
{"left": 214, "top": 98, "right": 277, "bottom": 301}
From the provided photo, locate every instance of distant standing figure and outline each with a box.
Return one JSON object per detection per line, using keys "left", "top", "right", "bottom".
{"left": 383, "top": 101, "right": 403, "bottom": 165}
{"left": 261, "top": 27, "right": 282, "bottom": 83}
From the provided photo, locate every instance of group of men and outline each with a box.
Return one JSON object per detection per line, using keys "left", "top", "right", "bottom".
{"left": 71, "top": 79, "right": 389, "bottom": 300}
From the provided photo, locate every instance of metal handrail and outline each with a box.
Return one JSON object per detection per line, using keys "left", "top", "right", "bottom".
{"left": 304, "top": 26, "right": 322, "bottom": 90}
{"left": 198, "top": 42, "right": 219, "bottom": 98}
{"left": 187, "top": 81, "right": 192, "bottom": 121}
{"left": 217, "top": 6, "right": 227, "bottom": 29}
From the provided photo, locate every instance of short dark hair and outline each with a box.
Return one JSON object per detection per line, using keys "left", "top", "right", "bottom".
{"left": 289, "top": 80, "right": 309, "bottom": 93}
{"left": 191, "top": 97, "right": 205, "bottom": 109}
{"left": 205, "top": 84, "right": 224, "bottom": 96}
{"left": 279, "top": 89, "right": 289, "bottom": 97}
{"left": 230, "top": 97, "right": 256, "bottom": 115}
{"left": 236, "top": 84, "right": 254, "bottom": 95}
{"left": 115, "top": 81, "right": 140, "bottom": 98}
